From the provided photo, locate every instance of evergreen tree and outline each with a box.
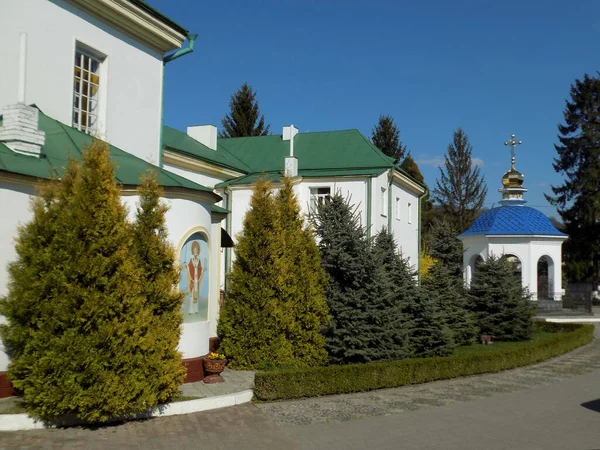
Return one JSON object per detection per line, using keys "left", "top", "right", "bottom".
{"left": 423, "top": 262, "right": 477, "bottom": 347}
{"left": 131, "top": 172, "right": 186, "bottom": 403}
{"left": 468, "top": 255, "right": 534, "bottom": 341}
{"left": 400, "top": 154, "right": 436, "bottom": 239}
{"left": 312, "top": 195, "right": 390, "bottom": 364}
{"left": 0, "top": 140, "right": 158, "bottom": 423}
{"left": 372, "top": 115, "right": 407, "bottom": 164}
{"left": 219, "top": 82, "right": 270, "bottom": 138}
{"left": 275, "top": 176, "right": 329, "bottom": 366}
{"left": 433, "top": 128, "right": 487, "bottom": 232}
{"left": 545, "top": 73, "right": 600, "bottom": 283}
{"left": 428, "top": 219, "right": 464, "bottom": 280}
{"left": 399, "top": 154, "right": 425, "bottom": 184}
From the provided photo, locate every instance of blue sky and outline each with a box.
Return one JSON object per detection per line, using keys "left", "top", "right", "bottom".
{"left": 155, "top": 0, "right": 599, "bottom": 218}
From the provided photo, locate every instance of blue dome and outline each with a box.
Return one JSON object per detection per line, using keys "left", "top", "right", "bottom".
{"left": 460, "top": 206, "right": 566, "bottom": 237}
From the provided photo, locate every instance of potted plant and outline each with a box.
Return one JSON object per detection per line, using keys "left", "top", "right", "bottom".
{"left": 203, "top": 352, "right": 227, "bottom": 383}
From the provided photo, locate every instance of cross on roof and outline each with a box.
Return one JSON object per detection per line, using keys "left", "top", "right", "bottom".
{"left": 504, "top": 134, "right": 522, "bottom": 169}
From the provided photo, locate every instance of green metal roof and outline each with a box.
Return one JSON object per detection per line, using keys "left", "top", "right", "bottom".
{"left": 217, "top": 129, "right": 396, "bottom": 173}
{"left": 163, "top": 125, "right": 251, "bottom": 173}
{"left": 211, "top": 204, "right": 230, "bottom": 214}
{"left": 0, "top": 110, "right": 214, "bottom": 195}
{"left": 128, "top": 0, "right": 188, "bottom": 35}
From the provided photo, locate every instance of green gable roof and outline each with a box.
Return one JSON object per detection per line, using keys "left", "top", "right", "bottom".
{"left": 163, "top": 125, "right": 251, "bottom": 173}
{"left": 0, "top": 110, "right": 215, "bottom": 196}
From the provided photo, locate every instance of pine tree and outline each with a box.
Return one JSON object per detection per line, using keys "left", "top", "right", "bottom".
{"left": 0, "top": 140, "right": 158, "bottom": 423}
{"left": 219, "top": 82, "right": 270, "bottom": 138}
{"left": 468, "top": 255, "right": 534, "bottom": 341}
{"left": 372, "top": 115, "right": 407, "bottom": 164}
{"left": 423, "top": 262, "right": 477, "bottom": 347}
{"left": 131, "top": 172, "right": 186, "bottom": 403}
{"left": 433, "top": 128, "right": 487, "bottom": 232}
{"left": 428, "top": 219, "right": 464, "bottom": 280}
{"left": 275, "top": 176, "right": 329, "bottom": 366}
{"left": 545, "top": 73, "right": 600, "bottom": 283}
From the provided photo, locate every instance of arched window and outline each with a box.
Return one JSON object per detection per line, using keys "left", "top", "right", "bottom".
{"left": 537, "top": 255, "right": 554, "bottom": 300}
{"left": 501, "top": 254, "right": 522, "bottom": 283}
{"left": 467, "top": 254, "right": 484, "bottom": 285}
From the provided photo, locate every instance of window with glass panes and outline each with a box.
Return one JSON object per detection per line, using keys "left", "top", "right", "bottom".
{"left": 73, "top": 49, "right": 101, "bottom": 134}
{"left": 309, "top": 187, "right": 331, "bottom": 211}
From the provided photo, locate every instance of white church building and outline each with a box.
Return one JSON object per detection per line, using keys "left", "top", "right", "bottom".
{"left": 459, "top": 135, "right": 567, "bottom": 301}
{"left": 0, "top": 0, "right": 426, "bottom": 397}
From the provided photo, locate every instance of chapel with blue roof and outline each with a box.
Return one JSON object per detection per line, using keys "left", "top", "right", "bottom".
{"left": 458, "top": 135, "right": 567, "bottom": 301}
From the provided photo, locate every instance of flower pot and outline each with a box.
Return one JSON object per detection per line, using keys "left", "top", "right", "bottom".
{"left": 480, "top": 335, "right": 493, "bottom": 345}
{"left": 203, "top": 358, "right": 227, "bottom": 384}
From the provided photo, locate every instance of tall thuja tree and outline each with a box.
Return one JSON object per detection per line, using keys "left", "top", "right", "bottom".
{"left": 218, "top": 179, "right": 294, "bottom": 368}
{"left": 468, "top": 255, "right": 534, "bottom": 341}
{"left": 0, "top": 140, "right": 156, "bottom": 423}
{"left": 372, "top": 114, "right": 407, "bottom": 164}
{"left": 131, "top": 173, "right": 186, "bottom": 402}
{"left": 433, "top": 128, "right": 487, "bottom": 232}
{"left": 370, "top": 228, "right": 413, "bottom": 361}
{"left": 220, "top": 82, "right": 270, "bottom": 138}
{"left": 546, "top": 73, "right": 600, "bottom": 283}
{"left": 275, "top": 176, "right": 329, "bottom": 366}
{"left": 312, "top": 195, "right": 388, "bottom": 364}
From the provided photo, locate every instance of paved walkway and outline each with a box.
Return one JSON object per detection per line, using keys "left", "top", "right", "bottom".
{"left": 1, "top": 327, "right": 599, "bottom": 449}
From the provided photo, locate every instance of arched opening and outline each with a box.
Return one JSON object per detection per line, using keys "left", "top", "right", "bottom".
{"left": 537, "top": 255, "right": 554, "bottom": 300}
{"left": 467, "top": 254, "right": 484, "bottom": 285}
{"left": 501, "top": 254, "right": 522, "bottom": 284}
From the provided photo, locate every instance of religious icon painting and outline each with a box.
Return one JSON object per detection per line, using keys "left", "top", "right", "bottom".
{"left": 179, "top": 232, "right": 209, "bottom": 323}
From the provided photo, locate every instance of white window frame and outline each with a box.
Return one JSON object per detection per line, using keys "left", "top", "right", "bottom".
{"left": 309, "top": 186, "right": 331, "bottom": 211}
{"left": 408, "top": 202, "right": 412, "bottom": 224}
{"left": 380, "top": 187, "right": 387, "bottom": 217}
{"left": 72, "top": 43, "right": 106, "bottom": 136}
{"left": 395, "top": 197, "right": 401, "bottom": 221}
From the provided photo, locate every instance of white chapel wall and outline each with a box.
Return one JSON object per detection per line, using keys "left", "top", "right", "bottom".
{"left": 0, "top": 0, "right": 164, "bottom": 164}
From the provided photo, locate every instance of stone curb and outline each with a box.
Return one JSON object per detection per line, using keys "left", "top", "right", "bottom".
{"left": 543, "top": 317, "right": 600, "bottom": 323}
{"left": 0, "top": 389, "right": 254, "bottom": 432}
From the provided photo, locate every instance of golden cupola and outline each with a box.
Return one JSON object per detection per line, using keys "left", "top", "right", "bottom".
{"left": 499, "top": 134, "right": 527, "bottom": 206}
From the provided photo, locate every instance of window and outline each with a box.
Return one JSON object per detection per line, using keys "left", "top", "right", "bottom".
{"left": 407, "top": 202, "right": 412, "bottom": 224}
{"left": 380, "top": 187, "right": 387, "bottom": 217}
{"left": 395, "top": 197, "right": 401, "bottom": 221}
{"left": 310, "top": 187, "right": 330, "bottom": 211}
{"left": 73, "top": 46, "right": 103, "bottom": 134}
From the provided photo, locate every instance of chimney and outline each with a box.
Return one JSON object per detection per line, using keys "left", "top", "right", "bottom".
{"left": 187, "top": 125, "right": 217, "bottom": 150}
{"left": 282, "top": 125, "right": 298, "bottom": 177}
{"left": 0, "top": 33, "right": 45, "bottom": 157}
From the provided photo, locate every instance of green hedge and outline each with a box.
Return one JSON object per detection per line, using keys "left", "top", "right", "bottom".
{"left": 254, "top": 323, "right": 594, "bottom": 401}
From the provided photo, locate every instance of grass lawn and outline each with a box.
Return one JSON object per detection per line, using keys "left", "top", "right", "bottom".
{"left": 453, "top": 331, "right": 556, "bottom": 356}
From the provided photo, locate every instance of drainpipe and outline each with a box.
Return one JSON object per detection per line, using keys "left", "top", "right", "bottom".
{"left": 159, "top": 34, "right": 197, "bottom": 167}
{"left": 366, "top": 177, "right": 372, "bottom": 240}
{"left": 224, "top": 187, "right": 233, "bottom": 291}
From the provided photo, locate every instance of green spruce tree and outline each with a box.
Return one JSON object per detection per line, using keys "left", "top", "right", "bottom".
{"left": 0, "top": 140, "right": 158, "bottom": 423}
{"left": 428, "top": 219, "right": 464, "bottom": 280}
{"left": 546, "top": 73, "right": 600, "bottom": 282}
{"left": 131, "top": 172, "right": 186, "bottom": 403}
{"left": 371, "top": 115, "right": 407, "bottom": 164}
{"left": 468, "top": 255, "right": 534, "bottom": 341}
{"left": 275, "top": 176, "right": 329, "bottom": 366}
{"left": 219, "top": 82, "right": 270, "bottom": 138}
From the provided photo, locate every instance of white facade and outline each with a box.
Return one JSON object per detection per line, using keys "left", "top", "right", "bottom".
{"left": 461, "top": 234, "right": 566, "bottom": 300}
{"left": 0, "top": 0, "right": 170, "bottom": 164}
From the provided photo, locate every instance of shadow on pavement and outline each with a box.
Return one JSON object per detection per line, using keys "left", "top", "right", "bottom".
{"left": 581, "top": 399, "right": 600, "bottom": 413}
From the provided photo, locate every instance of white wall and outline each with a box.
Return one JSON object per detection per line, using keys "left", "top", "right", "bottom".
{"left": 0, "top": 0, "right": 164, "bottom": 164}
{"left": 390, "top": 180, "right": 420, "bottom": 267}
{"left": 163, "top": 163, "right": 229, "bottom": 190}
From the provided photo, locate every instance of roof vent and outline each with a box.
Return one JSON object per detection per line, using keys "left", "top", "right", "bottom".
{"left": 187, "top": 125, "right": 217, "bottom": 150}
{"left": 0, "top": 103, "right": 45, "bottom": 157}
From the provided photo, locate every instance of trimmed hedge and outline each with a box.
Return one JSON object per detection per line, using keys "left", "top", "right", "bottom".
{"left": 254, "top": 322, "right": 594, "bottom": 401}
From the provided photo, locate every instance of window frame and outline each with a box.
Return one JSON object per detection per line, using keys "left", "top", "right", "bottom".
{"left": 309, "top": 186, "right": 331, "bottom": 212}
{"left": 380, "top": 187, "right": 387, "bottom": 217}
{"left": 72, "top": 42, "right": 106, "bottom": 136}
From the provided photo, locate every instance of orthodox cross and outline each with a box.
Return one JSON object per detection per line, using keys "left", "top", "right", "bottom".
{"left": 504, "top": 134, "right": 522, "bottom": 169}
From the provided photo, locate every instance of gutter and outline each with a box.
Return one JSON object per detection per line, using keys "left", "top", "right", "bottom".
{"left": 159, "top": 33, "right": 198, "bottom": 167}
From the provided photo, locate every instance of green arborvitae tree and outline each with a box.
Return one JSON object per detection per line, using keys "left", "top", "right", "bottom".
{"left": 218, "top": 179, "right": 293, "bottom": 368}
{"left": 275, "top": 176, "right": 329, "bottom": 366}
{"left": 428, "top": 219, "right": 464, "bottom": 280}
{"left": 433, "top": 128, "right": 487, "bottom": 233}
{"left": 0, "top": 140, "right": 157, "bottom": 423}
{"left": 468, "top": 255, "right": 534, "bottom": 341}
{"left": 422, "top": 262, "right": 477, "bottom": 347}
{"left": 219, "top": 82, "right": 270, "bottom": 138}
{"left": 372, "top": 114, "right": 407, "bottom": 164}
{"left": 131, "top": 172, "right": 186, "bottom": 403}
{"left": 545, "top": 73, "right": 600, "bottom": 283}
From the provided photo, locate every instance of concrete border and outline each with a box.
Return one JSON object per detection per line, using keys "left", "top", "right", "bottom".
{"left": 543, "top": 318, "right": 600, "bottom": 324}
{"left": 0, "top": 389, "right": 254, "bottom": 432}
